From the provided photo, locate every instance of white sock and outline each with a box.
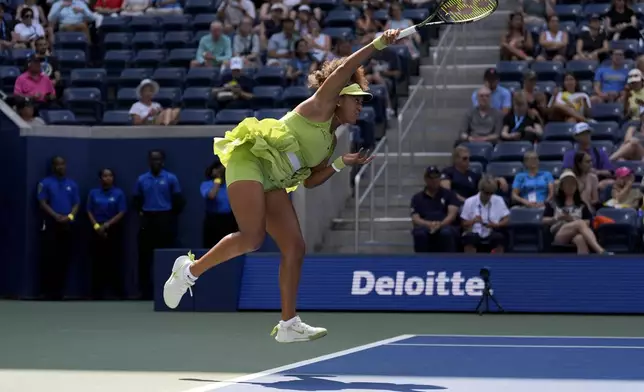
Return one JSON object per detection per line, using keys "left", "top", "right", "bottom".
{"left": 281, "top": 316, "right": 298, "bottom": 327}
{"left": 183, "top": 264, "right": 197, "bottom": 282}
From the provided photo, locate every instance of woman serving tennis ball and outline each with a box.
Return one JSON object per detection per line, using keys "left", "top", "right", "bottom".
{"left": 162, "top": 28, "right": 402, "bottom": 343}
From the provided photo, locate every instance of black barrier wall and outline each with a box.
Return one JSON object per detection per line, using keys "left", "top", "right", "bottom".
{"left": 0, "top": 121, "right": 280, "bottom": 298}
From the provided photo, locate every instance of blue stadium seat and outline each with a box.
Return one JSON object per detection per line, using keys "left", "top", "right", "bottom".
{"left": 590, "top": 103, "right": 623, "bottom": 123}
{"left": 553, "top": 4, "right": 582, "bottom": 22}
{"left": 588, "top": 140, "right": 616, "bottom": 157}
{"left": 166, "top": 48, "right": 196, "bottom": 68}
{"left": 595, "top": 207, "right": 639, "bottom": 253}
{"left": 469, "top": 161, "right": 484, "bottom": 174}
{"left": 118, "top": 68, "right": 153, "bottom": 88}
{"left": 0, "top": 66, "right": 20, "bottom": 93}
{"left": 102, "top": 110, "right": 132, "bottom": 125}
{"left": 103, "top": 32, "right": 133, "bottom": 51}
{"left": 255, "top": 108, "right": 289, "bottom": 120}
{"left": 181, "top": 87, "right": 212, "bottom": 108}
{"left": 164, "top": 31, "right": 193, "bottom": 50}
{"left": 184, "top": 0, "right": 217, "bottom": 14}
{"left": 499, "top": 81, "right": 521, "bottom": 92}
{"left": 373, "top": 9, "right": 389, "bottom": 24}
{"left": 323, "top": 9, "right": 358, "bottom": 28}
{"left": 130, "top": 16, "right": 160, "bottom": 32}
{"left": 154, "top": 87, "right": 182, "bottom": 107}
{"left": 185, "top": 67, "right": 218, "bottom": 87}
{"left": 310, "top": 0, "right": 339, "bottom": 12}
{"left": 282, "top": 86, "right": 312, "bottom": 108}
{"left": 132, "top": 32, "right": 163, "bottom": 51}
{"left": 591, "top": 121, "right": 620, "bottom": 142}
{"left": 177, "top": 109, "right": 215, "bottom": 125}
{"left": 251, "top": 86, "right": 283, "bottom": 109}
{"left": 215, "top": 109, "right": 254, "bottom": 125}
{"left": 116, "top": 88, "right": 138, "bottom": 109}
{"left": 578, "top": 80, "right": 593, "bottom": 95}
{"left": 152, "top": 67, "right": 186, "bottom": 88}
{"left": 63, "top": 87, "right": 103, "bottom": 124}
{"left": 539, "top": 161, "right": 563, "bottom": 178}
{"left": 559, "top": 20, "right": 577, "bottom": 36}
{"left": 133, "top": 49, "right": 166, "bottom": 68}
{"left": 41, "top": 110, "right": 78, "bottom": 125}
{"left": 459, "top": 142, "right": 493, "bottom": 165}
{"left": 357, "top": 106, "right": 376, "bottom": 147}
{"left": 536, "top": 141, "right": 572, "bottom": 161}
{"left": 543, "top": 122, "right": 575, "bottom": 141}
{"left": 610, "top": 40, "right": 639, "bottom": 59}
{"left": 403, "top": 8, "right": 430, "bottom": 24}
{"left": 104, "top": 50, "right": 134, "bottom": 75}
{"left": 614, "top": 161, "right": 644, "bottom": 182}
{"left": 10, "top": 48, "right": 32, "bottom": 66}
{"left": 366, "top": 84, "right": 387, "bottom": 124}
{"left": 490, "top": 141, "right": 533, "bottom": 162}
{"left": 531, "top": 61, "right": 564, "bottom": 82}
{"left": 583, "top": 3, "right": 611, "bottom": 17}
{"left": 496, "top": 61, "right": 530, "bottom": 82}
{"left": 322, "top": 27, "right": 354, "bottom": 41}
{"left": 600, "top": 58, "right": 633, "bottom": 69}
{"left": 70, "top": 68, "right": 107, "bottom": 95}
{"left": 57, "top": 50, "right": 87, "bottom": 72}
{"left": 192, "top": 30, "right": 209, "bottom": 46}
{"left": 565, "top": 60, "right": 598, "bottom": 81}
{"left": 253, "top": 66, "right": 287, "bottom": 87}
{"left": 508, "top": 207, "right": 545, "bottom": 253}
{"left": 192, "top": 14, "right": 217, "bottom": 31}
{"left": 98, "top": 16, "right": 129, "bottom": 35}
{"left": 633, "top": 3, "right": 644, "bottom": 17}
{"left": 54, "top": 32, "right": 89, "bottom": 52}
{"left": 535, "top": 81, "right": 557, "bottom": 95}
{"left": 159, "top": 14, "right": 192, "bottom": 31}
{"left": 486, "top": 161, "right": 524, "bottom": 181}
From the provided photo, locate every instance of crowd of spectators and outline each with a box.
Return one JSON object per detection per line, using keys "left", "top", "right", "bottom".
{"left": 412, "top": 0, "right": 644, "bottom": 255}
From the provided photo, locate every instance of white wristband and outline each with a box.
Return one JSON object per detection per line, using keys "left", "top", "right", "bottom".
{"left": 331, "top": 162, "right": 342, "bottom": 172}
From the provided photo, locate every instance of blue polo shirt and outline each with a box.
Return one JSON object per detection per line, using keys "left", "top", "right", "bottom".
{"left": 200, "top": 180, "right": 232, "bottom": 214}
{"left": 37, "top": 176, "right": 80, "bottom": 215}
{"left": 471, "top": 85, "right": 512, "bottom": 111}
{"left": 410, "top": 188, "right": 459, "bottom": 222}
{"left": 134, "top": 170, "right": 181, "bottom": 212}
{"left": 87, "top": 187, "right": 127, "bottom": 224}
{"left": 441, "top": 166, "right": 482, "bottom": 200}
{"left": 512, "top": 171, "right": 554, "bottom": 203}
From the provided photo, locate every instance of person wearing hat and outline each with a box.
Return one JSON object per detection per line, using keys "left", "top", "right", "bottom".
{"left": 562, "top": 122, "right": 614, "bottom": 190}
{"left": 216, "top": 0, "right": 256, "bottom": 33}
{"left": 129, "top": 79, "right": 180, "bottom": 125}
{"left": 212, "top": 56, "right": 253, "bottom": 108}
{"left": 410, "top": 166, "right": 460, "bottom": 253}
{"left": 294, "top": 4, "right": 311, "bottom": 36}
{"left": 604, "top": 166, "right": 642, "bottom": 209}
{"left": 574, "top": 13, "right": 609, "bottom": 62}
{"left": 14, "top": 54, "right": 56, "bottom": 106}
{"left": 592, "top": 49, "right": 629, "bottom": 104}
{"left": 162, "top": 29, "right": 402, "bottom": 343}
{"left": 624, "top": 68, "right": 644, "bottom": 120}
{"left": 260, "top": 2, "right": 287, "bottom": 46}
{"left": 471, "top": 68, "right": 512, "bottom": 115}
{"left": 543, "top": 170, "right": 612, "bottom": 255}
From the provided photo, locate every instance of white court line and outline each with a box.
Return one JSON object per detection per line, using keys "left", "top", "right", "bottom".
{"left": 387, "top": 343, "right": 644, "bottom": 350}
{"left": 178, "top": 334, "right": 415, "bottom": 392}
{"left": 412, "top": 334, "right": 644, "bottom": 340}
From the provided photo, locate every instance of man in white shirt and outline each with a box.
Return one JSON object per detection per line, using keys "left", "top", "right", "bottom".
{"left": 460, "top": 175, "right": 510, "bottom": 253}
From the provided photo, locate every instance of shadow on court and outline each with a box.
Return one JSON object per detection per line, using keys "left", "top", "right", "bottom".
{"left": 239, "top": 374, "right": 447, "bottom": 391}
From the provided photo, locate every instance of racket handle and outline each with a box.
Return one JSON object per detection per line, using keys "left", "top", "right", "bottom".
{"left": 398, "top": 25, "right": 417, "bottom": 40}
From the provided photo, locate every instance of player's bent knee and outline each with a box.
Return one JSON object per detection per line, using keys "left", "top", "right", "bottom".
{"left": 242, "top": 231, "right": 266, "bottom": 252}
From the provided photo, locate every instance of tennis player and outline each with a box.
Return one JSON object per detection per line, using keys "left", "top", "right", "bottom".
{"left": 163, "top": 28, "right": 401, "bottom": 343}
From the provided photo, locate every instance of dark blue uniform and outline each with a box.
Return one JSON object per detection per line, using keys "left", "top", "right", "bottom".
{"left": 87, "top": 187, "right": 127, "bottom": 299}
{"left": 134, "top": 169, "right": 184, "bottom": 299}
{"left": 200, "top": 180, "right": 238, "bottom": 247}
{"left": 36, "top": 176, "right": 80, "bottom": 299}
{"left": 410, "top": 188, "right": 460, "bottom": 253}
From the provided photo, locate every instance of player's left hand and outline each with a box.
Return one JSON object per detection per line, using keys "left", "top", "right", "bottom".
{"left": 342, "top": 148, "right": 374, "bottom": 166}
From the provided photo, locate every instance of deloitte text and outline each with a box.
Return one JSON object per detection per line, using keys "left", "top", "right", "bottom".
{"left": 351, "top": 271, "right": 485, "bottom": 296}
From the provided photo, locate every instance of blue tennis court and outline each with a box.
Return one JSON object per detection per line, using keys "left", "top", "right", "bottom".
{"left": 184, "top": 334, "right": 644, "bottom": 392}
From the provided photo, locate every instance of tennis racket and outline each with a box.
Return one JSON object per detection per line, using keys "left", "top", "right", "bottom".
{"left": 397, "top": 0, "right": 499, "bottom": 40}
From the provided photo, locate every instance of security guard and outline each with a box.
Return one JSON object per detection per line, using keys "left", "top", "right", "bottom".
{"left": 37, "top": 156, "right": 80, "bottom": 300}
{"left": 133, "top": 150, "right": 185, "bottom": 300}
{"left": 200, "top": 159, "right": 238, "bottom": 248}
{"left": 87, "top": 168, "right": 127, "bottom": 299}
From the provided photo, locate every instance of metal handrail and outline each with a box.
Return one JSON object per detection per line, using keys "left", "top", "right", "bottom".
{"left": 396, "top": 77, "right": 424, "bottom": 197}
{"left": 354, "top": 136, "right": 389, "bottom": 253}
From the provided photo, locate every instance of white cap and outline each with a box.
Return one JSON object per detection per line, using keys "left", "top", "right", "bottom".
{"left": 270, "top": 3, "right": 286, "bottom": 12}
{"left": 628, "top": 68, "right": 643, "bottom": 83}
{"left": 559, "top": 169, "right": 577, "bottom": 181}
{"left": 230, "top": 57, "right": 243, "bottom": 70}
{"left": 573, "top": 122, "right": 591, "bottom": 135}
{"left": 298, "top": 4, "right": 311, "bottom": 12}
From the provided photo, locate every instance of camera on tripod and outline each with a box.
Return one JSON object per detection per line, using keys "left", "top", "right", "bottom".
{"left": 475, "top": 266, "right": 505, "bottom": 315}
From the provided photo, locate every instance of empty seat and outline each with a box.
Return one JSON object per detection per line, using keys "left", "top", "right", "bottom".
{"left": 536, "top": 141, "right": 572, "bottom": 161}
{"left": 486, "top": 161, "right": 524, "bottom": 181}
{"left": 591, "top": 121, "right": 620, "bottom": 142}
{"left": 98, "top": 16, "right": 129, "bottom": 34}
{"left": 118, "top": 68, "right": 153, "bottom": 88}
{"left": 103, "top": 32, "right": 133, "bottom": 51}
{"left": 152, "top": 67, "right": 186, "bottom": 87}
{"left": 177, "top": 109, "right": 215, "bottom": 125}
{"left": 184, "top": 0, "right": 217, "bottom": 14}
{"left": 357, "top": 106, "right": 376, "bottom": 147}
{"left": 166, "top": 48, "right": 196, "bottom": 68}
{"left": 565, "top": 60, "right": 598, "bottom": 81}
{"left": 251, "top": 86, "right": 283, "bottom": 109}
{"left": 129, "top": 16, "right": 160, "bottom": 31}
{"left": 539, "top": 161, "right": 563, "bottom": 178}
{"left": 116, "top": 88, "right": 138, "bottom": 109}
{"left": 531, "top": 61, "right": 564, "bottom": 82}
{"left": 535, "top": 81, "right": 557, "bottom": 95}
{"left": 41, "top": 110, "right": 78, "bottom": 125}
{"left": 459, "top": 142, "right": 493, "bottom": 165}
{"left": 595, "top": 207, "right": 639, "bottom": 253}
{"left": 491, "top": 141, "right": 533, "bottom": 162}
{"left": 182, "top": 87, "right": 212, "bottom": 108}
{"left": 133, "top": 49, "right": 166, "bottom": 68}
{"left": 590, "top": 103, "right": 623, "bottom": 123}
{"left": 322, "top": 27, "right": 354, "bottom": 41}
{"left": 215, "top": 109, "right": 253, "bottom": 124}
{"left": 255, "top": 108, "right": 289, "bottom": 120}
{"left": 164, "top": 31, "right": 193, "bottom": 50}
{"left": 496, "top": 61, "right": 530, "bottom": 82}
{"left": 553, "top": 4, "right": 582, "bottom": 22}
{"left": 154, "top": 87, "right": 182, "bottom": 107}
{"left": 323, "top": 9, "right": 358, "bottom": 28}
{"left": 132, "top": 32, "right": 163, "bottom": 51}
{"left": 54, "top": 32, "right": 89, "bottom": 51}
{"left": 159, "top": 14, "right": 192, "bottom": 31}
{"left": 70, "top": 68, "right": 107, "bottom": 94}
{"left": 104, "top": 50, "right": 134, "bottom": 75}
{"left": 102, "top": 110, "right": 132, "bottom": 125}
{"left": 0, "top": 66, "right": 20, "bottom": 92}
{"left": 192, "top": 13, "right": 217, "bottom": 30}
{"left": 508, "top": 207, "right": 545, "bottom": 253}
{"left": 185, "top": 67, "right": 219, "bottom": 87}
{"left": 543, "top": 122, "right": 574, "bottom": 141}
{"left": 10, "top": 48, "right": 32, "bottom": 66}
{"left": 253, "top": 66, "right": 287, "bottom": 87}
{"left": 56, "top": 49, "right": 87, "bottom": 71}
{"left": 281, "top": 86, "right": 312, "bottom": 108}
{"left": 63, "top": 87, "right": 103, "bottom": 124}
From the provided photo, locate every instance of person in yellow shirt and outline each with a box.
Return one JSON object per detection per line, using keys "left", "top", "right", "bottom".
{"left": 611, "top": 69, "right": 644, "bottom": 161}
{"left": 624, "top": 68, "right": 644, "bottom": 120}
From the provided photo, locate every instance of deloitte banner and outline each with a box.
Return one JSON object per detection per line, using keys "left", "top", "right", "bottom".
{"left": 238, "top": 254, "right": 644, "bottom": 313}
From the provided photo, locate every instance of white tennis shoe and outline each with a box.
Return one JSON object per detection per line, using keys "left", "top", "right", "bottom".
{"left": 163, "top": 253, "right": 195, "bottom": 309}
{"left": 270, "top": 316, "right": 327, "bottom": 343}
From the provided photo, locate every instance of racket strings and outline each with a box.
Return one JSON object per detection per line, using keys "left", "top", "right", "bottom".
{"left": 438, "top": 0, "right": 497, "bottom": 23}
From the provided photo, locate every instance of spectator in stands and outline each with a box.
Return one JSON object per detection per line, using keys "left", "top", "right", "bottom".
{"left": 86, "top": 168, "right": 126, "bottom": 300}
{"left": 501, "top": 12, "right": 533, "bottom": 61}
{"left": 501, "top": 91, "right": 543, "bottom": 143}
{"left": 623, "top": 69, "right": 644, "bottom": 121}
{"left": 605, "top": 0, "right": 639, "bottom": 41}
{"left": 287, "top": 38, "right": 318, "bottom": 85}
{"left": 410, "top": 166, "right": 460, "bottom": 253}
{"left": 356, "top": 3, "right": 383, "bottom": 46}
{"left": 192, "top": 21, "right": 233, "bottom": 69}
{"left": 266, "top": 18, "right": 297, "bottom": 66}
{"left": 217, "top": 0, "right": 256, "bottom": 33}
{"left": 14, "top": 97, "right": 45, "bottom": 125}
{"left": 259, "top": 0, "right": 284, "bottom": 22}
{"left": 385, "top": 2, "right": 420, "bottom": 59}
{"left": 34, "top": 37, "right": 61, "bottom": 95}
{"left": 472, "top": 68, "right": 511, "bottom": 115}
{"left": 512, "top": 151, "right": 554, "bottom": 208}
{"left": 0, "top": 4, "right": 17, "bottom": 50}
{"left": 134, "top": 149, "right": 185, "bottom": 300}
{"left": 145, "top": 0, "right": 183, "bottom": 15}
{"left": 460, "top": 175, "right": 510, "bottom": 254}
{"left": 14, "top": 54, "right": 56, "bottom": 107}
{"left": 259, "top": 3, "right": 286, "bottom": 48}
{"left": 604, "top": 166, "right": 642, "bottom": 209}
{"left": 520, "top": 0, "right": 553, "bottom": 25}
{"left": 543, "top": 170, "right": 610, "bottom": 255}
{"left": 93, "top": 0, "right": 124, "bottom": 16}
{"left": 304, "top": 19, "right": 330, "bottom": 63}
{"left": 326, "top": 38, "right": 352, "bottom": 61}
{"left": 457, "top": 86, "right": 502, "bottom": 145}
{"left": 574, "top": 14, "right": 609, "bottom": 62}
{"left": 610, "top": 79, "right": 644, "bottom": 159}
{"left": 536, "top": 15, "right": 568, "bottom": 62}
{"left": 294, "top": 4, "right": 312, "bottom": 36}
{"left": 13, "top": 7, "right": 46, "bottom": 49}
{"left": 48, "top": 0, "right": 104, "bottom": 43}
{"left": 571, "top": 151, "right": 600, "bottom": 209}
{"left": 592, "top": 49, "right": 629, "bottom": 104}
{"left": 130, "top": 79, "right": 181, "bottom": 125}
{"left": 521, "top": 71, "right": 546, "bottom": 125}
{"left": 563, "top": 123, "right": 614, "bottom": 191}
{"left": 549, "top": 73, "right": 592, "bottom": 123}
{"left": 15, "top": 0, "right": 49, "bottom": 41}
{"left": 233, "top": 16, "right": 261, "bottom": 68}
{"left": 212, "top": 57, "right": 254, "bottom": 109}
{"left": 119, "top": 0, "right": 151, "bottom": 16}
{"left": 37, "top": 155, "right": 80, "bottom": 300}
{"left": 364, "top": 53, "right": 398, "bottom": 119}
{"left": 201, "top": 159, "right": 238, "bottom": 248}
{"left": 441, "top": 145, "right": 509, "bottom": 203}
